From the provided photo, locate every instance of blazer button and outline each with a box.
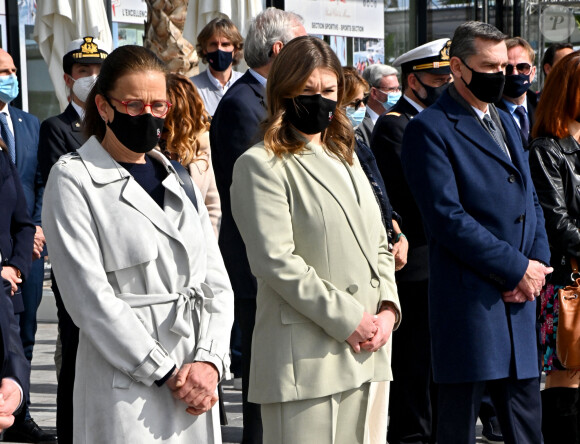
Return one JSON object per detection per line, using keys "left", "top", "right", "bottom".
{"left": 370, "top": 278, "right": 380, "bottom": 288}
{"left": 347, "top": 284, "right": 359, "bottom": 294}
{"left": 508, "top": 174, "right": 516, "bottom": 183}
{"left": 518, "top": 214, "right": 525, "bottom": 223}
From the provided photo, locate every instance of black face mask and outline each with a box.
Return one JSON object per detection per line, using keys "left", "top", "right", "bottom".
{"left": 502, "top": 73, "right": 531, "bottom": 99}
{"left": 413, "top": 76, "right": 449, "bottom": 107}
{"left": 106, "top": 105, "right": 165, "bottom": 153}
{"left": 461, "top": 59, "right": 506, "bottom": 104}
{"left": 206, "top": 49, "right": 233, "bottom": 72}
{"left": 285, "top": 94, "right": 337, "bottom": 135}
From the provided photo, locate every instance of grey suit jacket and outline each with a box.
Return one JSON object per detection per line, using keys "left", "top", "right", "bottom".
{"left": 355, "top": 113, "right": 374, "bottom": 147}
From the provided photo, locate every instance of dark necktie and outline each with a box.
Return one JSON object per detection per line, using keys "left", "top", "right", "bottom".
{"left": 0, "top": 112, "right": 15, "bottom": 164}
{"left": 483, "top": 114, "right": 510, "bottom": 160}
{"left": 514, "top": 105, "right": 530, "bottom": 144}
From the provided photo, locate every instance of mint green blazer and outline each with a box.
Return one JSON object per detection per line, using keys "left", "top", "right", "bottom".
{"left": 231, "top": 141, "right": 401, "bottom": 404}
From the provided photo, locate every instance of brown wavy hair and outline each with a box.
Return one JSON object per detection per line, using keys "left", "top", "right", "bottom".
{"left": 262, "top": 36, "right": 354, "bottom": 164}
{"left": 196, "top": 17, "right": 244, "bottom": 66}
{"left": 532, "top": 51, "right": 580, "bottom": 139}
{"left": 164, "top": 73, "right": 211, "bottom": 167}
{"left": 342, "top": 66, "right": 370, "bottom": 106}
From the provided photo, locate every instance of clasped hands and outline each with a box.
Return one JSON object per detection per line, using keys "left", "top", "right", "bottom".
{"left": 346, "top": 309, "right": 396, "bottom": 354}
{"left": 502, "top": 259, "right": 553, "bottom": 304}
{"left": 166, "top": 362, "right": 219, "bottom": 416}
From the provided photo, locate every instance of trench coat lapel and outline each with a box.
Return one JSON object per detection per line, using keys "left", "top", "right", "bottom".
{"left": 77, "top": 137, "right": 184, "bottom": 243}
{"left": 294, "top": 143, "right": 380, "bottom": 277}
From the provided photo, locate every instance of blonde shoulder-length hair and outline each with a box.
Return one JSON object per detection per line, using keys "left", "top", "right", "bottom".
{"left": 262, "top": 36, "right": 354, "bottom": 164}
{"left": 165, "top": 73, "right": 211, "bottom": 168}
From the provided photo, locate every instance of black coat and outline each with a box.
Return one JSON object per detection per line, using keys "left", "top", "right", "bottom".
{"left": 37, "top": 103, "right": 86, "bottom": 184}
{"left": 210, "top": 70, "right": 266, "bottom": 300}
{"left": 529, "top": 135, "right": 580, "bottom": 284}
{"left": 370, "top": 97, "right": 428, "bottom": 281}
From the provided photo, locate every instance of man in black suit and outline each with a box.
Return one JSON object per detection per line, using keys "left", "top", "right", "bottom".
{"left": 36, "top": 36, "right": 108, "bottom": 444}
{"left": 371, "top": 39, "right": 454, "bottom": 444}
{"left": 496, "top": 37, "right": 538, "bottom": 148}
{"left": 210, "top": 8, "right": 306, "bottom": 444}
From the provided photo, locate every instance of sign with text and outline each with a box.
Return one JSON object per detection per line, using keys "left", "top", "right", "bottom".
{"left": 287, "top": 0, "right": 384, "bottom": 39}
{"left": 112, "top": 0, "right": 148, "bottom": 24}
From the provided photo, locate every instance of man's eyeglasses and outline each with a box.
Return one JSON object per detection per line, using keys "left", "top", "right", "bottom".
{"left": 505, "top": 63, "right": 532, "bottom": 76}
{"left": 375, "top": 86, "right": 401, "bottom": 95}
{"left": 106, "top": 96, "right": 172, "bottom": 118}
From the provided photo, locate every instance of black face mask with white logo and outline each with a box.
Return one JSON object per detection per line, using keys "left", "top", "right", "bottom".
{"left": 503, "top": 73, "right": 531, "bottom": 99}
{"left": 106, "top": 105, "right": 165, "bottom": 153}
{"left": 285, "top": 94, "right": 337, "bottom": 135}
{"left": 461, "top": 59, "right": 506, "bottom": 104}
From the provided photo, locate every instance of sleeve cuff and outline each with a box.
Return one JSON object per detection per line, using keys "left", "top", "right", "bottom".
{"left": 194, "top": 338, "right": 231, "bottom": 380}
{"left": 129, "top": 343, "right": 176, "bottom": 386}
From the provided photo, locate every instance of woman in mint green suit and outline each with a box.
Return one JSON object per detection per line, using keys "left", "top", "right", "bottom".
{"left": 231, "top": 36, "right": 401, "bottom": 444}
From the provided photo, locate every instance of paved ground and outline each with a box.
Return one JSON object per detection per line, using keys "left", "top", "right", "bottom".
{"left": 3, "top": 286, "right": 517, "bottom": 443}
{"left": 4, "top": 321, "right": 243, "bottom": 444}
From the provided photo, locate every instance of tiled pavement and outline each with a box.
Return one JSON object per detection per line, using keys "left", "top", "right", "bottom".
{"left": 3, "top": 289, "right": 510, "bottom": 443}
{"left": 4, "top": 320, "right": 243, "bottom": 444}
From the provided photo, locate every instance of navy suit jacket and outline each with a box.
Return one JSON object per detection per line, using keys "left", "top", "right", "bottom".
{"left": 10, "top": 106, "right": 42, "bottom": 226}
{"left": 38, "top": 103, "right": 86, "bottom": 184}
{"left": 496, "top": 89, "right": 538, "bottom": 148}
{"left": 0, "top": 276, "right": 29, "bottom": 395}
{"left": 0, "top": 149, "right": 34, "bottom": 313}
{"left": 210, "top": 70, "right": 266, "bottom": 299}
{"left": 401, "top": 86, "right": 550, "bottom": 384}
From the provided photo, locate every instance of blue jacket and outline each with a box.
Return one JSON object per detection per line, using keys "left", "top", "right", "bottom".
{"left": 11, "top": 106, "right": 42, "bottom": 226}
{"left": 1, "top": 277, "right": 29, "bottom": 395}
{"left": 401, "top": 86, "right": 550, "bottom": 383}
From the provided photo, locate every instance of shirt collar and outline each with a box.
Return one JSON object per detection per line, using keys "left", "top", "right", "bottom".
{"left": 470, "top": 105, "right": 490, "bottom": 121}
{"left": 403, "top": 95, "right": 425, "bottom": 113}
{"left": 502, "top": 97, "right": 527, "bottom": 115}
{"left": 248, "top": 68, "right": 267, "bottom": 87}
{"left": 366, "top": 106, "right": 380, "bottom": 124}
{"left": 71, "top": 100, "right": 84, "bottom": 120}
{"left": 206, "top": 68, "right": 237, "bottom": 91}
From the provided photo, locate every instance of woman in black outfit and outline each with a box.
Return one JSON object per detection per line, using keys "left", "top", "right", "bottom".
{"left": 528, "top": 50, "right": 580, "bottom": 443}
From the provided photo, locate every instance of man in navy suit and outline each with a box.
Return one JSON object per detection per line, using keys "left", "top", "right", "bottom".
{"left": 401, "top": 22, "right": 551, "bottom": 443}
{"left": 495, "top": 37, "right": 538, "bottom": 149}
{"left": 36, "top": 36, "right": 108, "bottom": 444}
{"left": 0, "top": 49, "right": 56, "bottom": 443}
{"left": 0, "top": 270, "right": 29, "bottom": 433}
{"left": 210, "top": 8, "right": 306, "bottom": 444}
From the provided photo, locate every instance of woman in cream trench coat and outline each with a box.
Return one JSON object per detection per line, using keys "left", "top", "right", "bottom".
{"left": 231, "top": 36, "right": 401, "bottom": 443}
{"left": 42, "top": 46, "right": 234, "bottom": 444}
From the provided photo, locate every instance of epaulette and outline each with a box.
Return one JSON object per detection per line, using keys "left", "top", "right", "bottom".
{"left": 56, "top": 152, "right": 81, "bottom": 165}
{"left": 386, "top": 112, "right": 401, "bottom": 117}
